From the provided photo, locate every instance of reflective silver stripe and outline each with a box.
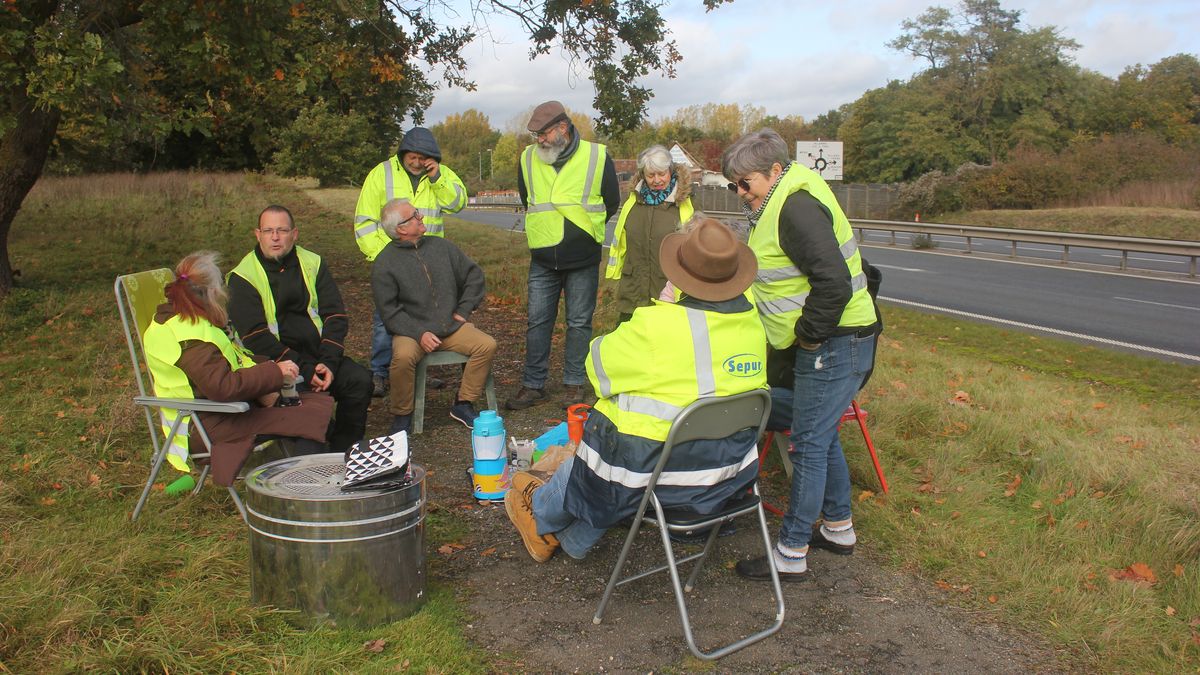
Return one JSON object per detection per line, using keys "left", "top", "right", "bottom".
{"left": 590, "top": 335, "right": 611, "bottom": 398}
{"left": 758, "top": 293, "right": 810, "bottom": 316}
{"left": 383, "top": 160, "right": 394, "bottom": 200}
{"left": 267, "top": 321, "right": 279, "bottom": 337}
{"left": 577, "top": 203, "right": 606, "bottom": 213}
{"left": 307, "top": 308, "right": 320, "bottom": 325}
{"left": 617, "top": 393, "right": 682, "bottom": 421}
{"left": 417, "top": 207, "right": 439, "bottom": 217}
{"left": 445, "top": 183, "right": 466, "bottom": 211}
{"left": 425, "top": 222, "right": 444, "bottom": 235}
{"left": 354, "top": 215, "right": 372, "bottom": 224}
{"left": 607, "top": 253, "right": 619, "bottom": 267}
{"left": 685, "top": 308, "right": 715, "bottom": 397}
{"left": 527, "top": 203, "right": 558, "bottom": 213}
{"left": 756, "top": 265, "right": 801, "bottom": 283}
{"left": 161, "top": 412, "right": 190, "bottom": 464}
{"left": 523, "top": 149, "right": 536, "bottom": 204}
{"left": 851, "top": 272, "right": 867, "bottom": 292}
{"left": 576, "top": 438, "right": 758, "bottom": 489}
{"left": 354, "top": 222, "right": 380, "bottom": 239}
{"left": 840, "top": 237, "right": 859, "bottom": 259}
{"left": 579, "top": 142, "right": 601, "bottom": 206}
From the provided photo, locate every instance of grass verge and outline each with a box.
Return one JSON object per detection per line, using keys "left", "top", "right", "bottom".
{"left": 947, "top": 205, "right": 1200, "bottom": 240}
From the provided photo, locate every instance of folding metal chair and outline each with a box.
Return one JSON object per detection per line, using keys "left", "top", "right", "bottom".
{"left": 592, "top": 389, "right": 785, "bottom": 661}
{"left": 115, "top": 268, "right": 257, "bottom": 522}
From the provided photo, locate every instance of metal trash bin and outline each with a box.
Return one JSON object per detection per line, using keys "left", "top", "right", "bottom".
{"left": 244, "top": 453, "right": 426, "bottom": 628}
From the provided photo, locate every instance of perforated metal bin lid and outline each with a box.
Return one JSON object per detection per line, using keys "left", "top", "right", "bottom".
{"left": 244, "top": 453, "right": 425, "bottom": 521}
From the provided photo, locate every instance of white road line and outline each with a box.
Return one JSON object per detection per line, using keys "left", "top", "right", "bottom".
{"left": 1113, "top": 296, "right": 1200, "bottom": 312}
{"left": 880, "top": 296, "right": 1200, "bottom": 363}
{"left": 872, "top": 264, "right": 927, "bottom": 273}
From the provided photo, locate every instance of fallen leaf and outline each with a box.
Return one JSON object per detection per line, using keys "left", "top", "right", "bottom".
{"left": 950, "top": 511, "right": 962, "bottom": 519}
{"left": 988, "top": 595, "right": 998, "bottom": 603}
{"left": 1003, "top": 474, "right": 1022, "bottom": 497}
{"left": 889, "top": 380, "right": 908, "bottom": 390}
{"left": 363, "top": 639, "right": 386, "bottom": 653}
{"left": 51, "top": 482, "right": 63, "bottom": 490}
{"left": 934, "top": 498, "right": 946, "bottom": 505}
{"left": 1166, "top": 606, "right": 1176, "bottom": 616}
{"left": 949, "top": 390, "right": 972, "bottom": 406}
{"left": 1074, "top": 520, "right": 1089, "bottom": 530}
{"left": 935, "top": 579, "right": 953, "bottom": 590}
{"left": 1090, "top": 490, "right": 1105, "bottom": 499}
{"left": 480, "top": 547, "right": 496, "bottom": 557}
{"left": 436, "top": 544, "right": 457, "bottom": 555}
{"left": 1174, "top": 564, "right": 1184, "bottom": 577}
{"left": 977, "top": 550, "right": 987, "bottom": 558}
{"left": 1109, "top": 562, "right": 1157, "bottom": 585}
{"left": 88, "top": 473, "right": 100, "bottom": 486}
{"left": 1092, "top": 402, "right": 1107, "bottom": 409}
{"left": 917, "top": 482, "right": 934, "bottom": 493}
{"left": 857, "top": 489, "right": 875, "bottom": 502}
{"left": 55, "top": 411, "right": 65, "bottom": 419}
{"left": 40, "top": 497, "right": 56, "bottom": 506}
{"left": 1114, "top": 435, "right": 1133, "bottom": 444}
{"left": 1031, "top": 500, "right": 1043, "bottom": 510}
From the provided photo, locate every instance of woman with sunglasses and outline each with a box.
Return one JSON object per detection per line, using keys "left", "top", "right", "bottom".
{"left": 604, "top": 144, "right": 696, "bottom": 323}
{"left": 143, "top": 251, "right": 334, "bottom": 490}
{"left": 721, "top": 129, "right": 880, "bottom": 583}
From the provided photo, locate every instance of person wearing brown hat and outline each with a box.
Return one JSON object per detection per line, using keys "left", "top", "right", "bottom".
{"left": 506, "top": 101, "right": 620, "bottom": 412}
{"left": 504, "top": 218, "right": 767, "bottom": 563}
{"left": 721, "top": 128, "right": 880, "bottom": 583}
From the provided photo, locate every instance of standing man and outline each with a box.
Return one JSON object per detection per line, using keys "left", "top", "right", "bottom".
{"left": 228, "top": 205, "right": 371, "bottom": 456}
{"left": 507, "top": 100, "right": 620, "bottom": 411}
{"left": 354, "top": 127, "right": 468, "bottom": 398}
{"left": 722, "top": 129, "right": 879, "bottom": 582}
{"left": 371, "top": 199, "right": 496, "bottom": 434}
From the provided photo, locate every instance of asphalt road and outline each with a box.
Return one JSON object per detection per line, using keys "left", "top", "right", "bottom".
{"left": 455, "top": 208, "right": 1200, "bottom": 364}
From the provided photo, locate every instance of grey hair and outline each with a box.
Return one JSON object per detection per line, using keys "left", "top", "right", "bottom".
{"left": 637, "top": 144, "right": 673, "bottom": 175}
{"left": 379, "top": 198, "right": 413, "bottom": 238}
{"left": 721, "top": 128, "right": 790, "bottom": 180}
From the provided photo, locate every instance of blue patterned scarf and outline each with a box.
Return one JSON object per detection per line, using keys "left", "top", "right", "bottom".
{"left": 639, "top": 175, "right": 677, "bottom": 206}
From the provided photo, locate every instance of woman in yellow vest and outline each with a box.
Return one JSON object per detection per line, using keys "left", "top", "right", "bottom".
{"left": 142, "top": 252, "right": 334, "bottom": 487}
{"left": 605, "top": 144, "right": 695, "bottom": 323}
{"left": 721, "top": 129, "right": 879, "bottom": 583}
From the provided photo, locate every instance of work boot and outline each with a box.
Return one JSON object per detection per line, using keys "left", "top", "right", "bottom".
{"left": 372, "top": 374, "right": 389, "bottom": 398}
{"left": 505, "top": 471, "right": 559, "bottom": 562}
{"left": 560, "top": 384, "right": 596, "bottom": 409}
{"left": 505, "top": 386, "right": 546, "bottom": 410}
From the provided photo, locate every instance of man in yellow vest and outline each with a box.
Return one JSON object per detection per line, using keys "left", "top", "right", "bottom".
{"left": 504, "top": 219, "right": 765, "bottom": 562}
{"left": 228, "top": 205, "right": 372, "bottom": 456}
{"left": 507, "top": 100, "right": 621, "bottom": 411}
{"left": 722, "top": 129, "right": 880, "bottom": 582}
{"left": 353, "top": 127, "right": 468, "bottom": 398}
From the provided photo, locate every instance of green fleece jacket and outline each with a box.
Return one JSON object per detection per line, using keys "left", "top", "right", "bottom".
{"left": 371, "top": 236, "right": 486, "bottom": 341}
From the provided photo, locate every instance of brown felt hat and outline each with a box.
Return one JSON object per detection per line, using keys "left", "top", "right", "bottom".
{"left": 659, "top": 219, "right": 758, "bottom": 302}
{"left": 527, "top": 100, "right": 569, "bottom": 133}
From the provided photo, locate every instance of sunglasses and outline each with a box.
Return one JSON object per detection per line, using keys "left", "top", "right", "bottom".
{"left": 726, "top": 176, "right": 754, "bottom": 193}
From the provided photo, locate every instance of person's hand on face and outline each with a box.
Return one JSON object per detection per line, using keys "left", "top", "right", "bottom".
{"left": 422, "top": 157, "right": 441, "bottom": 181}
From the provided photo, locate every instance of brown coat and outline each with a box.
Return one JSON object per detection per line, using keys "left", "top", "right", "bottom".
{"left": 155, "top": 305, "right": 334, "bottom": 485}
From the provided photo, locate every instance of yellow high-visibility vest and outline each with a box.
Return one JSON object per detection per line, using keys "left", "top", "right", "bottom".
{"left": 586, "top": 301, "right": 767, "bottom": 441}
{"left": 143, "top": 315, "right": 257, "bottom": 472}
{"left": 521, "top": 140, "right": 608, "bottom": 248}
{"left": 229, "top": 246, "right": 323, "bottom": 337}
{"left": 748, "top": 163, "right": 876, "bottom": 349}
{"left": 353, "top": 157, "right": 467, "bottom": 260}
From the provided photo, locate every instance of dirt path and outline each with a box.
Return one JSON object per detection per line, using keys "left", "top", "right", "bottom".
{"left": 339, "top": 270, "right": 1065, "bottom": 673}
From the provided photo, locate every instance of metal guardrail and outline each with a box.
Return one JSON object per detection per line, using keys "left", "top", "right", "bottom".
{"left": 847, "top": 219, "right": 1200, "bottom": 278}
{"left": 466, "top": 201, "right": 1200, "bottom": 278}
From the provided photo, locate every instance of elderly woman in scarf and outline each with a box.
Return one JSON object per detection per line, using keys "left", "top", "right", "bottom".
{"left": 605, "top": 144, "right": 696, "bottom": 323}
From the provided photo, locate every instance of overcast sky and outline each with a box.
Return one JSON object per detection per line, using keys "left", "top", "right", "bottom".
{"left": 416, "top": 0, "right": 1199, "bottom": 130}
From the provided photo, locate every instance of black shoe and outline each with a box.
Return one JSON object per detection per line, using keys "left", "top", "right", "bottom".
{"left": 505, "top": 386, "right": 546, "bottom": 410}
{"left": 810, "top": 525, "right": 855, "bottom": 555}
{"left": 372, "top": 374, "right": 389, "bottom": 398}
{"left": 389, "top": 414, "right": 411, "bottom": 435}
{"left": 449, "top": 401, "right": 478, "bottom": 428}
{"left": 735, "top": 555, "right": 811, "bottom": 583}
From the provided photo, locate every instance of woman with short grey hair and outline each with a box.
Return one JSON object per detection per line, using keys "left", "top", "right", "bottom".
{"left": 722, "top": 128, "right": 880, "bottom": 583}
{"left": 605, "top": 144, "right": 698, "bottom": 322}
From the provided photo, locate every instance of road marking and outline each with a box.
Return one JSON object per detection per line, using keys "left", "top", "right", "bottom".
{"left": 1113, "top": 296, "right": 1200, "bottom": 312}
{"left": 880, "top": 296, "right": 1200, "bottom": 363}
{"left": 872, "top": 263, "right": 926, "bottom": 273}
{"left": 1101, "top": 253, "right": 1183, "bottom": 265}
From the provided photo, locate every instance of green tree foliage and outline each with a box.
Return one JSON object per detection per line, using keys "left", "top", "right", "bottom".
{"left": 0, "top": 0, "right": 730, "bottom": 297}
{"left": 430, "top": 109, "right": 502, "bottom": 185}
{"left": 270, "top": 100, "right": 380, "bottom": 187}
{"left": 665, "top": 102, "right": 765, "bottom": 142}
{"left": 1084, "top": 54, "right": 1200, "bottom": 144}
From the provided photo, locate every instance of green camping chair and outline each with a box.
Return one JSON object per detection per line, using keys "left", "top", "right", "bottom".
{"left": 115, "top": 268, "right": 256, "bottom": 522}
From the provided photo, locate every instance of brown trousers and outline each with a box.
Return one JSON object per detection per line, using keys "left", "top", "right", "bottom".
{"left": 389, "top": 322, "right": 497, "bottom": 415}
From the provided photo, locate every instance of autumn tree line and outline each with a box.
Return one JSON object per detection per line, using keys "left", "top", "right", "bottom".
{"left": 1, "top": 1, "right": 1197, "bottom": 296}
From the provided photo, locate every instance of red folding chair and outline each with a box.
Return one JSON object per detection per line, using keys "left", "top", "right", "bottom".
{"left": 758, "top": 399, "right": 888, "bottom": 516}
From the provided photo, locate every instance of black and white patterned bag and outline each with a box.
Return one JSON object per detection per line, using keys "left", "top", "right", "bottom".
{"left": 342, "top": 431, "right": 412, "bottom": 491}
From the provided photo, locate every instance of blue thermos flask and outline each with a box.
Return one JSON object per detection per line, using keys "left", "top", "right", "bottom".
{"left": 471, "top": 410, "right": 507, "bottom": 499}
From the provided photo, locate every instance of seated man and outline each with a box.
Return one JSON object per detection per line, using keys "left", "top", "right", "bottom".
{"left": 504, "top": 219, "right": 767, "bottom": 562}
{"left": 228, "top": 205, "right": 371, "bottom": 456}
{"left": 371, "top": 199, "right": 497, "bottom": 433}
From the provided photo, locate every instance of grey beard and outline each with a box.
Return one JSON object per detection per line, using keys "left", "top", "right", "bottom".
{"left": 536, "top": 138, "right": 567, "bottom": 164}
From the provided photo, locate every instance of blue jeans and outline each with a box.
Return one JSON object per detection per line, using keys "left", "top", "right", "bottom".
{"left": 532, "top": 455, "right": 607, "bottom": 559}
{"left": 771, "top": 333, "right": 876, "bottom": 549}
{"left": 371, "top": 309, "right": 391, "bottom": 378}
{"left": 522, "top": 261, "right": 599, "bottom": 389}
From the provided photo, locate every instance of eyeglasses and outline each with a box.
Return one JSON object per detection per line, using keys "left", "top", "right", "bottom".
{"left": 530, "top": 123, "right": 563, "bottom": 141}
{"left": 395, "top": 212, "right": 422, "bottom": 228}
{"left": 726, "top": 175, "right": 756, "bottom": 193}
{"left": 258, "top": 227, "right": 294, "bottom": 236}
